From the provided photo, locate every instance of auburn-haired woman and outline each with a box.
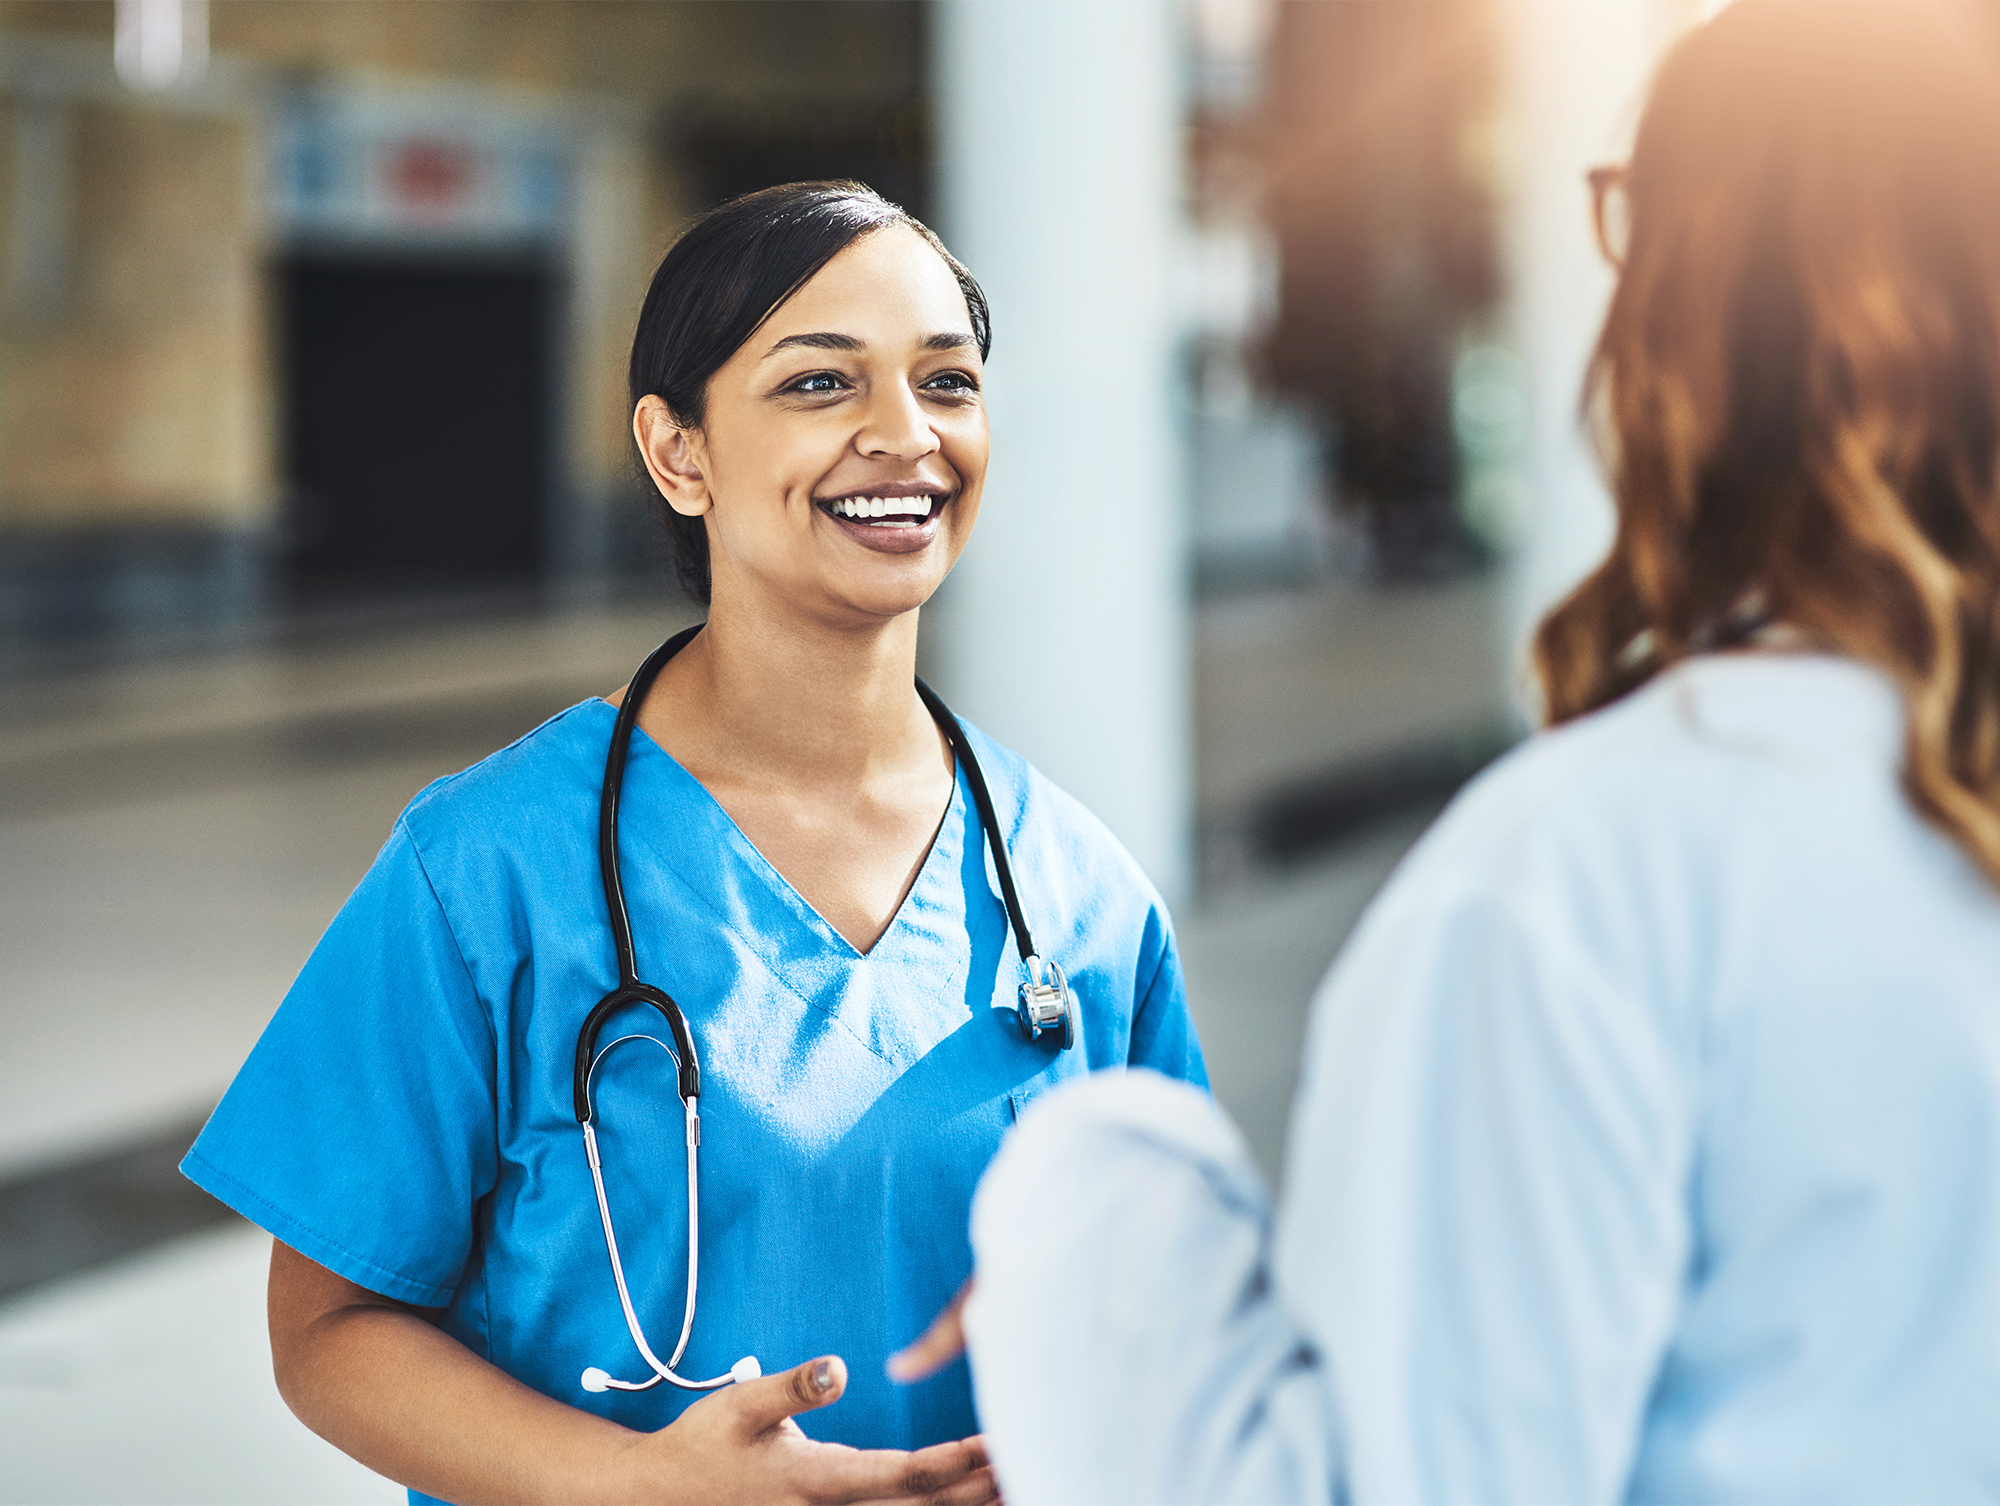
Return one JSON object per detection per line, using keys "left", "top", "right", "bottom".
{"left": 945, "top": 5, "right": 2000, "bottom": 1502}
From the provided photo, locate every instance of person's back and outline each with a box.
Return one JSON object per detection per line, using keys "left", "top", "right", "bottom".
{"left": 1612, "top": 661, "right": 2000, "bottom": 1501}
{"left": 1276, "top": 649, "right": 2000, "bottom": 1501}
{"left": 951, "top": 4, "right": 2000, "bottom": 1501}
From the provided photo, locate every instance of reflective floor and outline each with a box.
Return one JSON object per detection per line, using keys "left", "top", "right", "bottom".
{"left": 0, "top": 577, "right": 1503, "bottom": 1503}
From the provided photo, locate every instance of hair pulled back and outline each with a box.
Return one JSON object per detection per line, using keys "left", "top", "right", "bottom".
{"left": 629, "top": 181, "right": 990, "bottom": 602}
{"left": 1535, "top": 0, "right": 2000, "bottom": 887}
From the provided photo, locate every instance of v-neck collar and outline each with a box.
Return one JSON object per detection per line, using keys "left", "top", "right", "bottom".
{"left": 587, "top": 700, "right": 986, "bottom": 1073}
{"left": 628, "top": 715, "right": 966, "bottom": 962}
{"left": 579, "top": 696, "right": 977, "bottom": 983}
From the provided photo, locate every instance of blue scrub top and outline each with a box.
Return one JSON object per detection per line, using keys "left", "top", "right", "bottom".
{"left": 183, "top": 697, "right": 1204, "bottom": 1499}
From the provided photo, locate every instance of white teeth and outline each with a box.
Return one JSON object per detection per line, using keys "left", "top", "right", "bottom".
{"left": 828, "top": 494, "right": 940, "bottom": 520}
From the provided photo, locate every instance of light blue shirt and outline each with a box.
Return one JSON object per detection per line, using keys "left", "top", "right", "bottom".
{"left": 183, "top": 696, "right": 1204, "bottom": 1504}
{"left": 963, "top": 654, "right": 2000, "bottom": 1504}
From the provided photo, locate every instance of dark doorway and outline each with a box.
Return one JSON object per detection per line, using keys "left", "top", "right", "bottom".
{"left": 280, "top": 255, "right": 553, "bottom": 592}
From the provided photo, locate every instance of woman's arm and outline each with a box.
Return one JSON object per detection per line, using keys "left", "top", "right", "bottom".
{"left": 958, "top": 1073, "right": 1334, "bottom": 1506}
{"left": 269, "top": 1241, "right": 998, "bottom": 1506}
{"left": 958, "top": 881, "right": 1696, "bottom": 1505}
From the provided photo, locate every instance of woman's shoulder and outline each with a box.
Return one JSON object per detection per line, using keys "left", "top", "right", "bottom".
{"left": 1455, "top": 652, "right": 1896, "bottom": 833}
{"left": 395, "top": 697, "right": 614, "bottom": 854}
{"left": 1320, "top": 654, "right": 1918, "bottom": 1074}
{"left": 1378, "top": 652, "right": 1911, "bottom": 937}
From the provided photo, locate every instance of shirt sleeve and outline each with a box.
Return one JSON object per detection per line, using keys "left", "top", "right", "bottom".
{"left": 965, "top": 877, "right": 1693, "bottom": 1506}
{"left": 966, "top": 1070, "right": 1336, "bottom": 1506}
{"left": 181, "top": 820, "right": 499, "bottom": 1307}
{"left": 1125, "top": 906, "right": 1209, "bottom": 1087}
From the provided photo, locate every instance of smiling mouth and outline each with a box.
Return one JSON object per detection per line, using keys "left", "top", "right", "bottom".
{"left": 814, "top": 492, "right": 948, "bottom": 529}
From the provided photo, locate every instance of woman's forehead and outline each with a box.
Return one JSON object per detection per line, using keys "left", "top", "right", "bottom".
{"left": 761, "top": 226, "right": 973, "bottom": 346}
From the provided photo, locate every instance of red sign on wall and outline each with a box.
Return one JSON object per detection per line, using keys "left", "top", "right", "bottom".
{"left": 380, "top": 137, "right": 477, "bottom": 216}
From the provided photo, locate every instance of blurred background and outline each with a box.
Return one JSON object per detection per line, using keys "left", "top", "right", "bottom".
{"left": 0, "top": 0, "right": 1700, "bottom": 1497}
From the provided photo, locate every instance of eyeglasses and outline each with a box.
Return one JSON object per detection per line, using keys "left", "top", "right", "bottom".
{"left": 1588, "top": 163, "right": 1630, "bottom": 269}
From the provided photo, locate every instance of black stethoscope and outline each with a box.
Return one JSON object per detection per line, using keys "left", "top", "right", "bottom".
{"left": 575, "top": 625, "right": 1079, "bottom": 1397}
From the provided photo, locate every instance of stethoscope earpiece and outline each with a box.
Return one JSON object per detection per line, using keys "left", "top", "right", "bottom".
{"left": 578, "top": 629, "right": 1072, "bottom": 1399}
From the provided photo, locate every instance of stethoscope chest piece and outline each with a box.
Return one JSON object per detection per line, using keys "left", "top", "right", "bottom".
{"left": 1017, "top": 955, "right": 1078, "bottom": 1050}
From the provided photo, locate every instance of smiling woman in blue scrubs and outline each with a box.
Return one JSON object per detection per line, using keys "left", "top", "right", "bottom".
{"left": 181, "top": 182, "right": 1205, "bottom": 1506}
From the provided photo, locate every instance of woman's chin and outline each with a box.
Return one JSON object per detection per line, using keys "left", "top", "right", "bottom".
{"left": 807, "top": 535, "right": 961, "bottom": 620}
{"left": 820, "top": 559, "right": 951, "bottom": 622}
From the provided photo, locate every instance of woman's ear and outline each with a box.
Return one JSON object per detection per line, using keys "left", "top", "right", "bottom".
{"left": 633, "top": 394, "right": 711, "bottom": 519}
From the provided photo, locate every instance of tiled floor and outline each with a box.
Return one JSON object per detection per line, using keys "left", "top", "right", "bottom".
{"left": 0, "top": 577, "right": 1503, "bottom": 1503}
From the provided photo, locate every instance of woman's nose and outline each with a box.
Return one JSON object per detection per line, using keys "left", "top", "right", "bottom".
{"left": 857, "top": 384, "right": 941, "bottom": 461}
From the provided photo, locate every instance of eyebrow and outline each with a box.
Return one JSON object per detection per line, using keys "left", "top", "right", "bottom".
{"left": 765, "top": 332, "right": 863, "bottom": 357}
{"left": 762, "top": 330, "right": 978, "bottom": 359}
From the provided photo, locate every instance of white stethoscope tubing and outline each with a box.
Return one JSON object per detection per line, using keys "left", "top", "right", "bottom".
{"left": 579, "top": 1035, "right": 744, "bottom": 1393}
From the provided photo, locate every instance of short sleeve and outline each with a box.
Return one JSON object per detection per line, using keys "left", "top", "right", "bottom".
{"left": 182, "top": 821, "right": 499, "bottom": 1307}
{"left": 1126, "top": 906, "right": 1208, "bottom": 1088}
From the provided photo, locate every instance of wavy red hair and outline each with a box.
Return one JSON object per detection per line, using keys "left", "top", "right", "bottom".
{"left": 1536, "top": 0, "right": 2000, "bottom": 885}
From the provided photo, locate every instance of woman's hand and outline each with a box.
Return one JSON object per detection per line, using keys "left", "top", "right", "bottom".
{"left": 620, "top": 1352, "right": 996, "bottom": 1505}
{"left": 887, "top": 1282, "right": 973, "bottom": 1383}
{"left": 269, "top": 1240, "right": 992, "bottom": 1505}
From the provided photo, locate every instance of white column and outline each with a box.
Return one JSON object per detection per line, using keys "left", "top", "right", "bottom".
{"left": 1499, "top": 0, "right": 1693, "bottom": 698}
{"left": 930, "top": 0, "right": 1190, "bottom": 902}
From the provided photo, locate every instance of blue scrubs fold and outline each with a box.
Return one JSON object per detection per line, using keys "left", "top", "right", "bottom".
{"left": 182, "top": 697, "right": 1204, "bottom": 1502}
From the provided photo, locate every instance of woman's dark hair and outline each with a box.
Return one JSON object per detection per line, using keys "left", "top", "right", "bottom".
{"left": 629, "top": 180, "right": 991, "bottom": 602}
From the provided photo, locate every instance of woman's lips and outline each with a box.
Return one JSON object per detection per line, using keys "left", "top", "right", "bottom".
{"left": 815, "top": 493, "right": 949, "bottom": 555}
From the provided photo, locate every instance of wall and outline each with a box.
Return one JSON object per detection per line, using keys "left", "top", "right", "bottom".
{"left": 0, "top": 1, "right": 925, "bottom": 557}
{"left": 0, "top": 49, "right": 270, "bottom": 529}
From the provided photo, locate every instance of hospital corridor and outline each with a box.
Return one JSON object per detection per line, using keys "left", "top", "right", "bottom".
{"left": 0, "top": 0, "right": 1838, "bottom": 1498}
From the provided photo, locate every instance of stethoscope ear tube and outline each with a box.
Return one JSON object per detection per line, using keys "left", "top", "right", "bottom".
{"left": 915, "top": 678, "right": 1042, "bottom": 972}
{"left": 598, "top": 625, "right": 704, "bottom": 997}
{"left": 574, "top": 984, "right": 701, "bottom": 1122}
{"left": 584, "top": 619, "right": 707, "bottom": 1127}
{"left": 917, "top": 678, "right": 1077, "bottom": 1054}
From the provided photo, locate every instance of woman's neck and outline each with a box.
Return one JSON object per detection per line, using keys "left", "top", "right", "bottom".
{"left": 635, "top": 598, "right": 939, "bottom": 788}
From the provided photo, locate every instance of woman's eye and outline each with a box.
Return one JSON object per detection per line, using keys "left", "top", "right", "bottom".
{"left": 923, "top": 371, "right": 978, "bottom": 394}
{"left": 787, "top": 371, "right": 848, "bottom": 396}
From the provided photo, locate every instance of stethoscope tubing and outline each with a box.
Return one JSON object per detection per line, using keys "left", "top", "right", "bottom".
{"left": 578, "top": 625, "right": 1068, "bottom": 1398}
{"left": 580, "top": 1037, "right": 729, "bottom": 1392}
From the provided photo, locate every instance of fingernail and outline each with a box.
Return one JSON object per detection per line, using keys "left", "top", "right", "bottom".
{"left": 812, "top": 1359, "right": 834, "bottom": 1393}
